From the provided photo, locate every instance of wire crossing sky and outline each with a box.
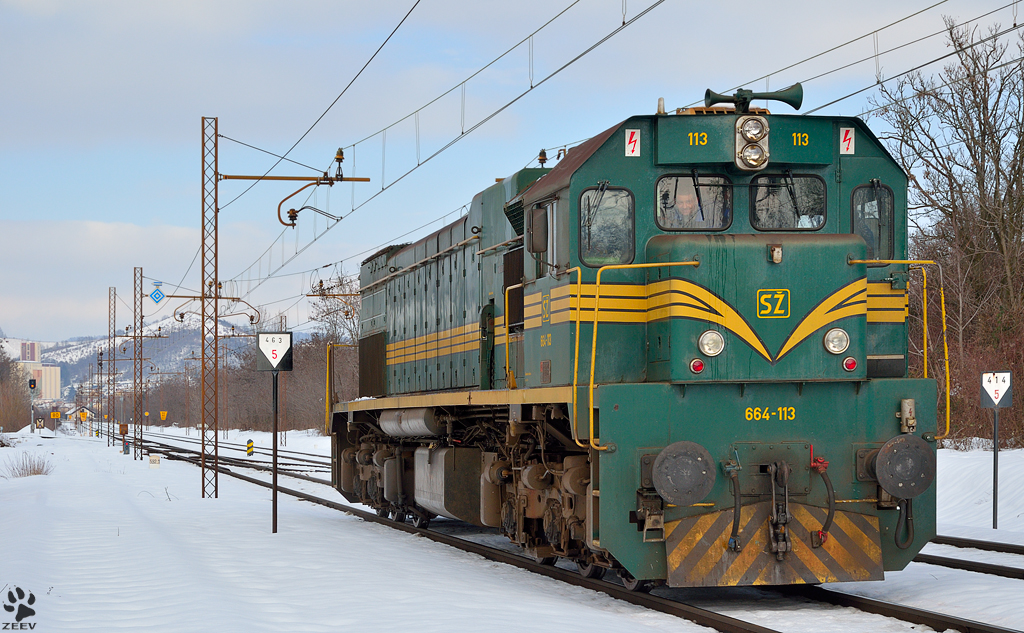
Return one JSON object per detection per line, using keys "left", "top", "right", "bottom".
{"left": 1, "top": 0, "right": 1019, "bottom": 341}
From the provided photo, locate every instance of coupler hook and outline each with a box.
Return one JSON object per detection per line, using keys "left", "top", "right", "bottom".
{"left": 768, "top": 461, "right": 793, "bottom": 561}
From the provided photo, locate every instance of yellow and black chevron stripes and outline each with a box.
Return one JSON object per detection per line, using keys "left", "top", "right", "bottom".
{"left": 663, "top": 502, "right": 883, "bottom": 587}
{"left": 385, "top": 323, "right": 479, "bottom": 366}
{"left": 543, "top": 281, "right": 906, "bottom": 328}
{"left": 867, "top": 281, "right": 909, "bottom": 323}
{"left": 645, "top": 279, "right": 772, "bottom": 361}
{"left": 774, "top": 277, "right": 867, "bottom": 362}
{"left": 532, "top": 278, "right": 867, "bottom": 364}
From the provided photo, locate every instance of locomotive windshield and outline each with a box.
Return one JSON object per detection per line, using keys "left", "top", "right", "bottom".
{"left": 580, "top": 185, "right": 634, "bottom": 266}
{"left": 751, "top": 173, "right": 825, "bottom": 230}
{"left": 656, "top": 174, "right": 732, "bottom": 230}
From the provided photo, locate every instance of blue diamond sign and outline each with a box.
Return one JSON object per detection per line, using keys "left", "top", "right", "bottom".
{"left": 150, "top": 288, "right": 165, "bottom": 304}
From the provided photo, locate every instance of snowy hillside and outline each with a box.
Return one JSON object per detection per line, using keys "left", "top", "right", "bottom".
{"left": 39, "top": 315, "right": 265, "bottom": 386}
{"left": 0, "top": 337, "right": 59, "bottom": 361}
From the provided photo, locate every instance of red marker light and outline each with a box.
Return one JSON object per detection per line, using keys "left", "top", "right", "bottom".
{"left": 843, "top": 357, "right": 857, "bottom": 372}
{"left": 690, "top": 358, "right": 705, "bottom": 373}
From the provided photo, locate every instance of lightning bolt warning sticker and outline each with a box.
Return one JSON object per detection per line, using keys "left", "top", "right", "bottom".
{"left": 839, "top": 127, "right": 855, "bottom": 154}
{"left": 625, "top": 129, "right": 640, "bottom": 157}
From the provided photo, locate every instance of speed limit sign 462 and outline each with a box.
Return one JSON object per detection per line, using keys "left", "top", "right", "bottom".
{"left": 257, "top": 332, "right": 293, "bottom": 372}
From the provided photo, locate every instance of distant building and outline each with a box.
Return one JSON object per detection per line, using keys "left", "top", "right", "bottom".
{"left": 66, "top": 405, "right": 97, "bottom": 424}
{"left": 21, "top": 342, "right": 39, "bottom": 362}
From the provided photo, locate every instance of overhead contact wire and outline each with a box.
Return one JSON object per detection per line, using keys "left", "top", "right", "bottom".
{"left": 219, "top": 0, "right": 421, "bottom": 211}
{"left": 806, "top": 22, "right": 1024, "bottom": 113}
{"left": 678, "top": 0, "right": 953, "bottom": 109}
{"left": 223, "top": 0, "right": 666, "bottom": 301}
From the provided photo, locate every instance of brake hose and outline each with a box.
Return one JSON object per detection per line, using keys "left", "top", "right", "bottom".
{"left": 728, "top": 471, "right": 742, "bottom": 551}
{"left": 809, "top": 456, "right": 834, "bottom": 547}
{"left": 895, "top": 498, "right": 914, "bottom": 550}
{"left": 812, "top": 468, "right": 835, "bottom": 548}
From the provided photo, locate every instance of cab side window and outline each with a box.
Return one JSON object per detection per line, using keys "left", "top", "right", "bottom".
{"left": 852, "top": 181, "right": 893, "bottom": 260}
{"left": 580, "top": 185, "right": 634, "bottom": 267}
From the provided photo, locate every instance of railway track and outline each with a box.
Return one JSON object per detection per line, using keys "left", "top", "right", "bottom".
{"left": 913, "top": 536, "right": 1024, "bottom": 581}
{"left": 142, "top": 430, "right": 330, "bottom": 470}
{"left": 140, "top": 437, "right": 331, "bottom": 485}
{"left": 128, "top": 433, "right": 1018, "bottom": 633}
{"left": 931, "top": 535, "right": 1024, "bottom": 556}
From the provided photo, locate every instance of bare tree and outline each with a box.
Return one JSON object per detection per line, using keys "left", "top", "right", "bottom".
{"left": 871, "top": 19, "right": 1024, "bottom": 445}
{"left": 872, "top": 19, "right": 1024, "bottom": 315}
{"left": 309, "top": 274, "right": 361, "bottom": 344}
{"left": 0, "top": 345, "right": 30, "bottom": 431}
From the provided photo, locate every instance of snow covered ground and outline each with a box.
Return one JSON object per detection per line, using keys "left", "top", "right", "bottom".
{"left": 1, "top": 428, "right": 1022, "bottom": 632}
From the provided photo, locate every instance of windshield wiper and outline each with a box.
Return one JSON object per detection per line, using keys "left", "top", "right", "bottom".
{"left": 690, "top": 169, "right": 706, "bottom": 222}
{"left": 783, "top": 170, "right": 801, "bottom": 219}
{"left": 583, "top": 180, "right": 609, "bottom": 251}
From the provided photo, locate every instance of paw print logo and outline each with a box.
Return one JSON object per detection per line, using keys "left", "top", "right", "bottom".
{"left": 3, "top": 586, "right": 36, "bottom": 622}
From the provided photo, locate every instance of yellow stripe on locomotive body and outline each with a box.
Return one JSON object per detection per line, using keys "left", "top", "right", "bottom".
{"left": 383, "top": 276, "right": 908, "bottom": 369}
{"left": 386, "top": 323, "right": 479, "bottom": 365}
{"left": 866, "top": 281, "right": 909, "bottom": 323}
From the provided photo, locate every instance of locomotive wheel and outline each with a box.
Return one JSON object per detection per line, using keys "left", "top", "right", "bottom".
{"left": 389, "top": 509, "right": 408, "bottom": 523}
{"left": 619, "top": 570, "right": 652, "bottom": 593}
{"left": 411, "top": 514, "right": 432, "bottom": 529}
{"left": 535, "top": 556, "right": 557, "bottom": 566}
{"left": 575, "top": 560, "right": 605, "bottom": 579}
{"left": 375, "top": 506, "right": 389, "bottom": 518}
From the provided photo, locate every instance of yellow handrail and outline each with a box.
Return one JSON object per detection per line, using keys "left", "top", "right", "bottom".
{"left": 324, "top": 342, "right": 356, "bottom": 436}
{"left": 503, "top": 282, "right": 524, "bottom": 389}
{"left": 850, "top": 259, "right": 951, "bottom": 440}
{"left": 324, "top": 342, "right": 334, "bottom": 436}
{"left": 588, "top": 261, "right": 700, "bottom": 451}
{"left": 909, "top": 266, "right": 928, "bottom": 378}
{"left": 565, "top": 267, "right": 588, "bottom": 448}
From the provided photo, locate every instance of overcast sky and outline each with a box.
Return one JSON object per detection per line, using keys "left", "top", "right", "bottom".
{"left": 0, "top": 0, "right": 1013, "bottom": 342}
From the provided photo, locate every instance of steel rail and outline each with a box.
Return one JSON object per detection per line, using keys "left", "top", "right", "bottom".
{"left": 143, "top": 440, "right": 329, "bottom": 483}
{"left": 781, "top": 586, "right": 1020, "bottom": 633}
{"left": 143, "top": 432, "right": 323, "bottom": 465}
{"left": 146, "top": 440, "right": 323, "bottom": 471}
{"left": 149, "top": 444, "right": 327, "bottom": 475}
{"left": 143, "top": 430, "right": 330, "bottom": 466}
{"left": 932, "top": 535, "right": 1024, "bottom": 557}
{"left": 912, "top": 553, "right": 1024, "bottom": 580}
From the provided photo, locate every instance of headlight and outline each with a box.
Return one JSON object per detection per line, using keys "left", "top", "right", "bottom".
{"left": 740, "top": 118, "right": 767, "bottom": 142}
{"left": 735, "top": 116, "right": 769, "bottom": 171}
{"left": 823, "top": 328, "right": 850, "bottom": 354}
{"left": 698, "top": 330, "right": 725, "bottom": 356}
{"left": 739, "top": 144, "right": 767, "bottom": 168}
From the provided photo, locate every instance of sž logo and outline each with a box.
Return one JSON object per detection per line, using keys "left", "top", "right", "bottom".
{"left": 3, "top": 586, "right": 36, "bottom": 629}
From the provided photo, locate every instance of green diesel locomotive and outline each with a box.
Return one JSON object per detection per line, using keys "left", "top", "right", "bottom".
{"left": 329, "top": 84, "right": 938, "bottom": 590}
